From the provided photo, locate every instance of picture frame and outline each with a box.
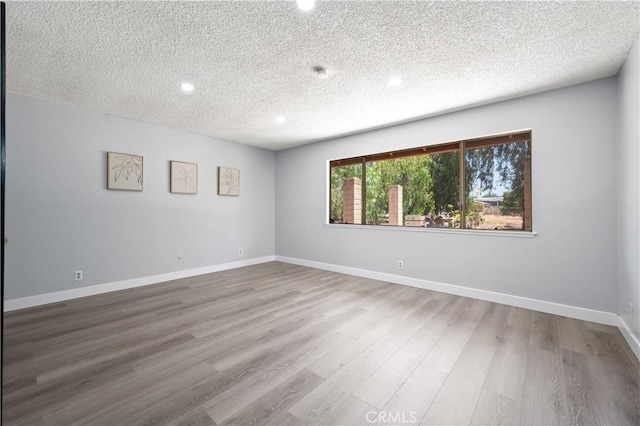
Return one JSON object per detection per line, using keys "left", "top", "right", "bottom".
{"left": 217, "top": 166, "right": 240, "bottom": 196}
{"left": 107, "top": 152, "right": 143, "bottom": 191}
{"left": 170, "top": 161, "right": 198, "bottom": 194}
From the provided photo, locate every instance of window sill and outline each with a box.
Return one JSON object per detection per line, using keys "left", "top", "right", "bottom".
{"left": 324, "top": 223, "right": 537, "bottom": 238}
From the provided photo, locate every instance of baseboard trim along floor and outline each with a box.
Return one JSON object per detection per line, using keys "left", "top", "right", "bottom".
{"left": 3, "top": 261, "right": 638, "bottom": 425}
{"left": 276, "top": 255, "right": 639, "bottom": 360}
{"left": 4, "top": 255, "right": 638, "bottom": 361}
{"left": 618, "top": 316, "right": 640, "bottom": 360}
{"left": 3, "top": 256, "right": 276, "bottom": 312}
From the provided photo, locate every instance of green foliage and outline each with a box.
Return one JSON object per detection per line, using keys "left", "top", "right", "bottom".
{"left": 465, "top": 199, "right": 485, "bottom": 228}
{"left": 330, "top": 164, "right": 361, "bottom": 222}
{"left": 465, "top": 141, "right": 529, "bottom": 226}
{"left": 365, "top": 156, "right": 434, "bottom": 224}
{"left": 428, "top": 152, "right": 460, "bottom": 214}
{"left": 501, "top": 190, "right": 523, "bottom": 216}
{"left": 449, "top": 199, "right": 485, "bottom": 229}
{"left": 465, "top": 141, "right": 529, "bottom": 200}
{"left": 329, "top": 140, "right": 529, "bottom": 228}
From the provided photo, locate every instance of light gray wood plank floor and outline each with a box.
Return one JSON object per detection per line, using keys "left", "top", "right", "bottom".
{"left": 3, "top": 262, "right": 639, "bottom": 425}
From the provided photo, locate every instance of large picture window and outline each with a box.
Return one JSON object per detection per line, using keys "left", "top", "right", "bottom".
{"left": 329, "top": 130, "right": 532, "bottom": 232}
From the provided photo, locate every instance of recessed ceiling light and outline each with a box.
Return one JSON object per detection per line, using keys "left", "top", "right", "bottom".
{"left": 181, "top": 82, "right": 194, "bottom": 93}
{"left": 297, "top": 0, "right": 316, "bottom": 11}
{"left": 314, "top": 66, "right": 329, "bottom": 79}
{"left": 276, "top": 116, "right": 286, "bottom": 124}
{"left": 389, "top": 76, "right": 402, "bottom": 87}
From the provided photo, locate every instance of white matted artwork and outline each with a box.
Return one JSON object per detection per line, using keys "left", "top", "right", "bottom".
{"left": 170, "top": 161, "right": 198, "bottom": 194}
{"left": 107, "top": 152, "right": 143, "bottom": 191}
{"left": 217, "top": 166, "right": 240, "bottom": 196}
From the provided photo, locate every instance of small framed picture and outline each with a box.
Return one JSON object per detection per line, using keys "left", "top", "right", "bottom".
{"left": 170, "top": 161, "right": 198, "bottom": 194}
{"left": 107, "top": 152, "right": 143, "bottom": 191}
{"left": 218, "top": 166, "right": 240, "bottom": 196}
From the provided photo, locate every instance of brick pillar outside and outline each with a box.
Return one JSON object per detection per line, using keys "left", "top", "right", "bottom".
{"left": 523, "top": 156, "right": 532, "bottom": 231}
{"left": 343, "top": 178, "right": 362, "bottom": 224}
{"left": 388, "top": 185, "right": 403, "bottom": 226}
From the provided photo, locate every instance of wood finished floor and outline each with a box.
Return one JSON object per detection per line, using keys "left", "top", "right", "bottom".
{"left": 2, "top": 262, "right": 639, "bottom": 426}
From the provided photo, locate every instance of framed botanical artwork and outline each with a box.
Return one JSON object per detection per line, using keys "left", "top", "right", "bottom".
{"left": 217, "top": 166, "right": 240, "bottom": 196}
{"left": 107, "top": 152, "right": 143, "bottom": 191}
{"left": 170, "top": 161, "right": 198, "bottom": 194}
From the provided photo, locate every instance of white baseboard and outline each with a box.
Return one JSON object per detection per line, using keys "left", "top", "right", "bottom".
{"left": 5, "top": 254, "right": 638, "bottom": 362}
{"left": 4, "top": 256, "right": 276, "bottom": 312}
{"left": 275, "top": 255, "right": 620, "bottom": 326}
{"left": 617, "top": 316, "right": 640, "bottom": 360}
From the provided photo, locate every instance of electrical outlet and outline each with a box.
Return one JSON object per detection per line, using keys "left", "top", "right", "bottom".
{"left": 397, "top": 260, "right": 404, "bottom": 270}
{"left": 239, "top": 249, "right": 244, "bottom": 256}
{"left": 74, "top": 270, "right": 83, "bottom": 281}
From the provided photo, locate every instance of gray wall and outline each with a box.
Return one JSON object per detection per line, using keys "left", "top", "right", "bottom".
{"left": 276, "top": 78, "right": 619, "bottom": 313}
{"left": 5, "top": 93, "right": 275, "bottom": 299}
{"left": 5, "top": 74, "right": 629, "bottom": 317}
{"left": 618, "top": 35, "right": 640, "bottom": 338}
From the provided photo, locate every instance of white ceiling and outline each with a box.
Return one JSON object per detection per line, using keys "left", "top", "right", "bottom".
{"left": 7, "top": 1, "right": 640, "bottom": 151}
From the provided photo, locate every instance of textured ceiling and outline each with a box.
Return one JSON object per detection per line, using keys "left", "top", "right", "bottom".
{"left": 7, "top": 1, "right": 640, "bottom": 151}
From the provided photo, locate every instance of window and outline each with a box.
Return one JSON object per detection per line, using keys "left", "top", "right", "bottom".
{"left": 329, "top": 163, "right": 362, "bottom": 224}
{"left": 329, "top": 130, "right": 532, "bottom": 232}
